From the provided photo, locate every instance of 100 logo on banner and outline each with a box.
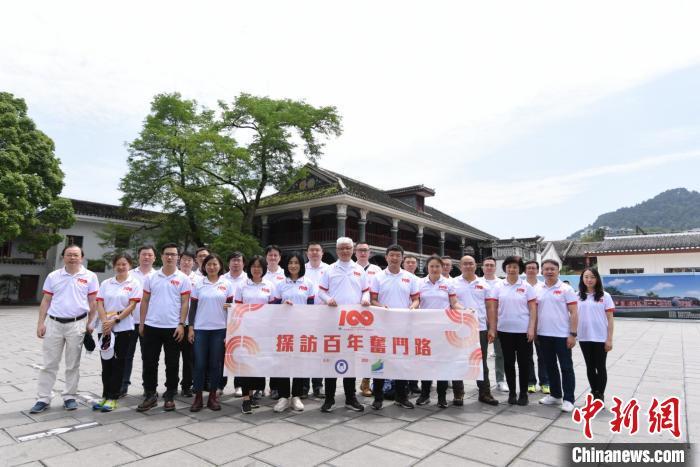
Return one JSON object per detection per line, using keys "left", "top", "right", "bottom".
{"left": 339, "top": 309, "right": 374, "bottom": 326}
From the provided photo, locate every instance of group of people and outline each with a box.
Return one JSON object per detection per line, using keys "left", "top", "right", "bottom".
{"left": 29, "top": 237, "right": 615, "bottom": 418}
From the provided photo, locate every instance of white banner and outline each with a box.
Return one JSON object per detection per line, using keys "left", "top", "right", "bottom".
{"left": 224, "top": 304, "right": 483, "bottom": 380}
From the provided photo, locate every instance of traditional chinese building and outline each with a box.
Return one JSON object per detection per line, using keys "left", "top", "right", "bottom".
{"left": 254, "top": 165, "right": 497, "bottom": 270}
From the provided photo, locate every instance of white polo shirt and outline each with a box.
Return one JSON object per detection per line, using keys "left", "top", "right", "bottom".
{"left": 235, "top": 279, "right": 278, "bottom": 304}
{"left": 370, "top": 268, "right": 420, "bottom": 309}
{"left": 577, "top": 292, "right": 615, "bottom": 342}
{"left": 453, "top": 275, "right": 496, "bottom": 331}
{"left": 536, "top": 279, "right": 578, "bottom": 338}
{"left": 304, "top": 261, "right": 329, "bottom": 286}
{"left": 484, "top": 277, "right": 503, "bottom": 289}
{"left": 359, "top": 262, "right": 382, "bottom": 279}
{"left": 191, "top": 276, "right": 235, "bottom": 330}
{"left": 318, "top": 260, "right": 368, "bottom": 305}
{"left": 96, "top": 275, "right": 143, "bottom": 332}
{"left": 277, "top": 277, "right": 316, "bottom": 304}
{"left": 494, "top": 278, "right": 536, "bottom": 333}
{"left": 222, "top": 271, "right": 247, "bottom": 293}
{"left": 264, "top": 267, "right": 286, "bottom": 286}
{"left": 143, "top": 269, "right": 192, "bottom": 328}
{"left": 42, "top": 266, "right": 99, "bottom": 318}
{"left": 418, "top": 275, "right": 455, "bottom": 310}
{"left": 130, "top": 267, "right": 156, "bottom": 324}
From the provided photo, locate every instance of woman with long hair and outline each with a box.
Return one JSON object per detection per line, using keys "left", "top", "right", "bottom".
{"left": 188, "top": 254, "right": 234, "bottom": 412}
{"left": 493, "top": 256, "right": 537, "bottom": 406}
{"left": 577, "top": 268, "right": 615, "bottom": 405}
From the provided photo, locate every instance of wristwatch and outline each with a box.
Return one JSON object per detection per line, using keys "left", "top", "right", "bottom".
{"left": 178, "top": 322, "right": 185, "bottom": 326}
{"left": 569, "top": 332, "right": 577, "bottom": 337}
{"left": 115, "top": 318, "right": 121, "bottom": 324}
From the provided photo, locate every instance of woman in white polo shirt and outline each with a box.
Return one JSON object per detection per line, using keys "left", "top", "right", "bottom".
{"left": 235, "top": 255, "right": 280, "bottom": 414}
{"left": 93, "top": 253, "right": 142, "bottom": 412}
{"left": 493, "top": 256, "right": 537, "bottom": 406}
{"left": 271, "top": 251, "right": 316, "bottom": 413}
{"left": 188, "top": 254, "right": 235, "bottom": 412}
{"left": 416, "top": 254, "right": 465, "bottom": 408}
{"left": 577, "top": 268, "right": 614, "bottom": 405}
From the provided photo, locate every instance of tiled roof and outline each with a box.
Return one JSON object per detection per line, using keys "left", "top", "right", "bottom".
{"left": 546, "top": 240, "right": 602, "bottom": 258}
{"left": 70, "top": 199, "right": 162, "bottom": 222}
{"left": 592, "top": 233, "right": 700, "bottom": 254}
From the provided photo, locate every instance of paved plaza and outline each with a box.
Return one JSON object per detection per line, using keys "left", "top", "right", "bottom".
{"left": 0, "top": 306, "right": 697, "bottom": 466}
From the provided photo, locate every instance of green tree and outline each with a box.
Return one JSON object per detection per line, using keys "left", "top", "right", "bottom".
{"left": 0, "top": 92, "right": 74, "bottom": 254}
{"left": 580, "top": 227, "right": 606, "bottom": 242}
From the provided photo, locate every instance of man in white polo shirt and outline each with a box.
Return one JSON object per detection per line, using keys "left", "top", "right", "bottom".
{"left": 221, "top": 251, "right": 247, "bottom": 396}
{"left": 524, "top": 260, "right": 550, "bottom": 395}
{"left": 369, "top": 244, "right": 419, "bottom": 410}
{"left": 137, "top": 243, "right": 192, "bottom": 412}
{"left": 304, "top": 241, "right": 328, "bottom": 398}
{"left": 354, "top": 242, "right": 382, "bottom": 397}
{"left": 536, "top": 259, "right": 579, "bottom": 413}
{"left": 178, "top": 251, "right": 199, "bottom": 397}
{"left": 453, "top": 255, "right": 499, "bottom": 406}
{"left": 482, "top": 256, "right": 507, "bottom": 393}
{"left": 318, "top": 237, "right": 371, "bottom": 413}
{"left": 122, "top": 245, "right": 156, "bottom": 397}
{"left": 194, "top": 247, "right": 210, "bottom": 277}
{"left": 263, "top": 244, "right": 286, "bottom": 400}
{"left": 30, "top": 244, "right": 99, "bottom": 414}
{"left": 402, "top": 253, "right": 421, "bottom": 394}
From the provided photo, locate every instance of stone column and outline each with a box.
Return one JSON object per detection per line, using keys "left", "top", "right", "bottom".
{"left": 358, "top": 208, "right": 368, "bottom": 243}
{"left": 439, "top": 231, "right": 446, "bottom": 257}
{"left": 416, "top": 225, "right": 424, "bottom": 273}
{"left": 261, "top": 215, "right": 269, "bottom": 246}
{"left": 336, "top": 204, "right": 347, "bottom": 238}
{"left": 391, "top": 218, "right": 399, "bottom": 245}
{"left": 302, "top": 208, "right": 311, "bottom": 246}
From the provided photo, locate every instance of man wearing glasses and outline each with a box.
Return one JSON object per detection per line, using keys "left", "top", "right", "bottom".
{"left": 137, "top": 243, "right": 192, "bottom": 411}
{"left": 354, "top": 242, "right": 382, "bottom": 397}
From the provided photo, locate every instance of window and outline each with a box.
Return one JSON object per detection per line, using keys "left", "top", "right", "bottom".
{"left": 610, "top": 268, "right": 644, "bottom": 274}
{"left": 0, "top": 241, "right": 11, "bottom": 257}
{"left": 664, "top": 267, "right": 700, "bottom": 273}
{"left": 87, "top": 259, "right": 106, "bottom": 273}
{"left": 65, "top": 235, "right": 84, "bottom": 248}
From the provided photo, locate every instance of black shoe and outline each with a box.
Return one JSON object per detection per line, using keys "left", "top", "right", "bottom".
{"left": 181, "top": 388, "right": 193, "bottom": 397}
{"left": 253, "top": 390, "right": 263, "bottom": 400}
{"left": 241, "top": 399, "right": 252, "bottom": 414}
{"left": 321, "top": 399, "right": 335, "bottom": 413}
{"left": 270, "top": 389, "right": 280, "bottom": 400}
{"left": 137, "top": 393, "right": 158, "bottom": 412}
{"left": 371, "top": 399, "right": 383, "bottom": 410}
{"left": 313, "top": 386, "right": 323, "bottom": 398}
{"left": 437, "top": 395, "right": 448, "bottom": 408}
{"left": 517, "top": 393, "right": 529, "bottom": 406}
{"left": 508, "top": 393, "right": 517, "bottom": 405}
{"left": 395, "top": 398, "right": 415, "bottom": 409}
{"left": 416, "top": 395, "right": 431, "bottom": 406}
{"left": 452, "top": 398, "right": 464, "bottom": 407}
{"left": 345, "top": 398, "right": 365, "bottom": 412}
{"left": 478, "top": 392, "right": 499, "bottom": 406}
{"left": 250, "top": 400, "right": 260, "bottom": 409}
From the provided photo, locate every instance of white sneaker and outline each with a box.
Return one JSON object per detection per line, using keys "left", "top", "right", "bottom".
{"left": 233, "top": 387, "right": 243, "bottom": 397}
{"left": 497, "top": 381, "right": 509, "bottom": 393}
{"left": 273, "top": 397, "right": 290, "bottom": 413}
{"left": 561, "top": 400, "right": 575, "bottom": 412}
{"left": 539, "top": 395, "right": 563, "bottom": 406}
{"left": 291, "top": 396, "right": 304, "bottom": 412}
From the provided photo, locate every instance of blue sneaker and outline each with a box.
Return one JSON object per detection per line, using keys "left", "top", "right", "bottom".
{"left": 64, "top": 399, "right": 78, "bottom": 410}
{"left": 92, "top": 399, "right": 106, "bottom": 410}
{"left": 29, "top": 401, "right": 49, "bottom": 414}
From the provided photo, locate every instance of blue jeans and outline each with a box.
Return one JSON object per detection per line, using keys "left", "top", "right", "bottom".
{"left": 193, "top": 329, "right": 226, "bottom": 393}
{"left": 538, "top": 335, "right": 575, "bottom": 403}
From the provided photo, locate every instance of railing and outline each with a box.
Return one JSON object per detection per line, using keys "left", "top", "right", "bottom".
{"left": 366, "top": 232, "right": 392, "bottom": 247}
{"left": 0, "top": 257, "right": 46, "bottom": 265}
{"left": 269, "top": 230, "right": 302, "bottom": 245}
{"left": 310, "top": 228, "right": 338, "bottom": 242}
{"left": 399, "top": 239, "right": 418, "bottom": 252}
{"left": 423, "top": 244, "right": 440, "bottom": 255}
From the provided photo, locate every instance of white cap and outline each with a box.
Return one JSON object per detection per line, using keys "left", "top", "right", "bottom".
{"left": 100, "top": 333, "right": 115, "bottom": 360}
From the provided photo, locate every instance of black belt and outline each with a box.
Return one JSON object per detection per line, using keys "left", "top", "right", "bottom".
{"left": 48, "top": 313, "right": 87, "bottom": 323}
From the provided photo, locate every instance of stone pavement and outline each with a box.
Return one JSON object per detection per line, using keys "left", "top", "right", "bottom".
{"left": 0, "top": 306, "right": 696, "bottom": 466}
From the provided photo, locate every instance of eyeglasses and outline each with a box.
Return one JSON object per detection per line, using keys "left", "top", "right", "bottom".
{"left": 163, "top": 253, "right": 179, "bottom": 257}
{"left": 355, "top": 249, "right": 370, "bottom": 253}
{"left": 337, "top": 246, "right": 353, "bottom": 251}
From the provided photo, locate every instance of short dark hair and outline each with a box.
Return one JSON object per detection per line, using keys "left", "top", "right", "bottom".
{"left": 306, "top": 241, "right": 323, "bottom": 250}
{"left": 283, "top": 251, "right": 306, "bottom": 279}
{"left": 161, "top": 243, "right": 180, "bottom": 254}
{"left": 403, "top": 254, "right": 418, "bottom": 262}
{"left": 356, "top": 242, "right": 370, "bottom": 248}
{"left": 61, "top": 244, "right": 84, "bottom": 257}
{"left": 524, "top": 260, "right": 539, "bottom": 271}
{"left": 265, "top": 244, "right": 282, "bottom": 255}
{"left": 195, "top": 247, "right": 210, "bottom": 256}
{"left": 246, "top": 255, "right": 267, "bottom": 280}
{"left": 542, "top": 259, "right": 560, "bottom": 269}
{"left": 425, "top": 254, "right": 443, "bottom": 269}
{"left": 385, "top": 244, "right": 404, "bottom": 255}
{"left": 502, "top": 255, "right": 525, "bottom": 274}
{"left": 111, "top": 252, "right": 133, "bottom": 267}
{"left": 181, "top": 251, "right": 195, "bottom": 260}
{"left": 441, "top": 255, "right": 452, "bottom": 261}
{"left": 137, "top": 245, "right": 156, "bottom": 256}
{"left": 201, "top": 254, "right": 225, "bottom": 277}
{"left": 227, "top": 251, "right": 245, "bottom": 263}
{"left": 483, "top": 256, "right": 496, "bottom": 265}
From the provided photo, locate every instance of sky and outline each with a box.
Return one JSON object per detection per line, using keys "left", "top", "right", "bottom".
{"left": 3, "top": 1, "right": 700, "bottom": 240}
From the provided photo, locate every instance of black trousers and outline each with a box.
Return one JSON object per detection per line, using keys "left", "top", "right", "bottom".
{"left": 528, "top": 339, "right": 549, "bottom": 385}
{"left": 373, "top": 379, "right": 408, "bottom": 401}
{"left": 580, "top": 341, "right": 608, "bottom": 396}
{"left": 179, "top": 325, "right": 193, "bottom": 390}
{"left": 498, "top": 331, "right": 531, "bottom": 396}
{"left": 270, "top": 377, "right": 305, "bottom": 398}
{"left": 311, "top": 378, "right": 323, "bottom": 390}
{"left": 100, "top": 330, "right": 133, "bottom": 399}
{"left": 240, "top": 377, "right": 265, "bottom": 393}
{"left": 121, "top": 324, "right": 143, "bottom": 393}
{"left": 420, "top": 380, "right": 464, "bottom": 398}
{"left": 476, "top": 330, "right": 492, "bottom": 393}
{"left": 142, "top": 325, "right": 180, "bottom": 398}
{"left": 324, "top": 378, "right": 356, "bottom": 402}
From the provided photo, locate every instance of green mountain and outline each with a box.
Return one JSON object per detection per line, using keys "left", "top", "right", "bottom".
{"left": 570, "top": 188, "right": 700, "bottom": 239}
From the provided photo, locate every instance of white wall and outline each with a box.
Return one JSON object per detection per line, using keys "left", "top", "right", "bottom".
{"left": 597, "top": 252, "right": 700, "bottom": 274}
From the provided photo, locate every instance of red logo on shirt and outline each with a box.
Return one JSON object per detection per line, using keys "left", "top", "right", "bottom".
{"left": 368, "top": 271, "right": 376, "bottom": 275}
{"left": 553, "top": 290, "right": 563, "bottom": 295}
{"left": 123, "top": 286, "right": 133, "bottom": 292}
{"left": 401, "top": 278, "right": 410, "bottom": 283}
{"left": 475, "top": 285, "right": 484, "bottom": 290}
{"left": 516, "top": 288, "right": 525, "bottom": 293}
{"left": 299, "top": 285, "right": 308, "bottom": 291}
{"left": 170, "top": 280, "right": 180, "bottom": 286}
{"left": 218, "top": 285, "right": 227, "bottom": 292}
{"left": 439, "top": 285, "right": 448, "bottom": 290}
{"left": 262, "top": 288, "right": 271, "bottom": 293}
{"left": 77, "top": 278, "right": 88, "bottom": 285}
{"left": 353, "top": 271, "right": 361, "bottom": 277}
